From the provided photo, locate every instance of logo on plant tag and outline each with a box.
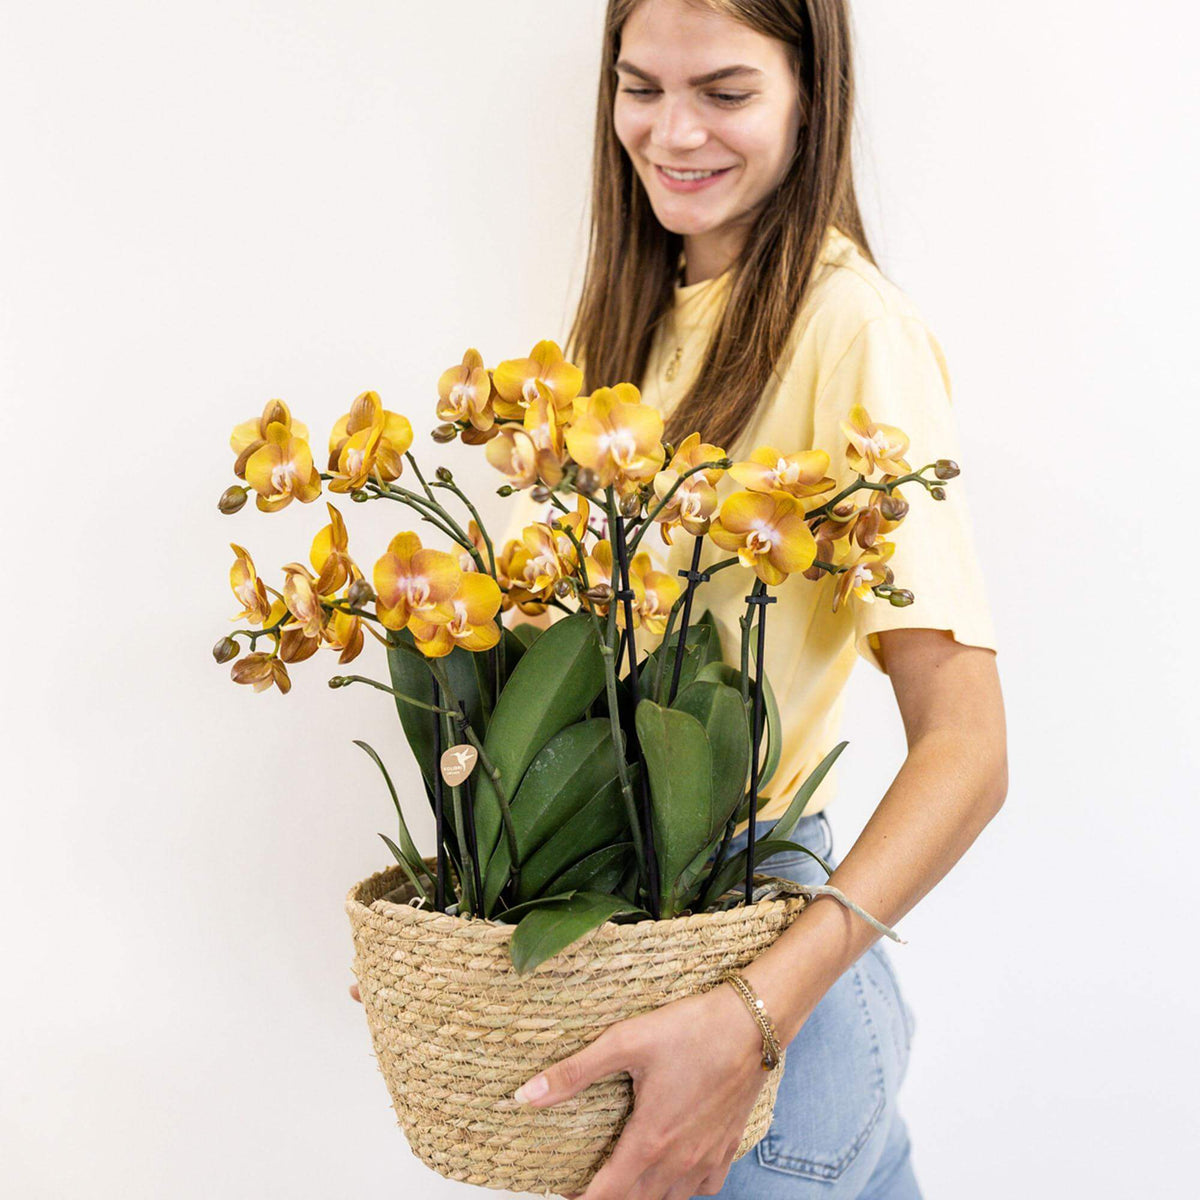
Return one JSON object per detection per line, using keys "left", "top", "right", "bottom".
{"left": 440, "top": 744, "right": 478, "bottom": 786}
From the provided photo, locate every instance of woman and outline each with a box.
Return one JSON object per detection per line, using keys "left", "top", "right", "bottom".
{"left": 356, "top": 2, "right": 1007, "bottom": 1197}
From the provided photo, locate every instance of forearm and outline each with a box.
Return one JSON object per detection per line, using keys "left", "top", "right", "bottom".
{"left": 741, "top": 727, "right": 1007, "bottom": 1047}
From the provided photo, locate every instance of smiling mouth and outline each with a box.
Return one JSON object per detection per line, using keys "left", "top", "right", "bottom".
{"left": 655, "top": 165, "right": 734, "bottom": 182}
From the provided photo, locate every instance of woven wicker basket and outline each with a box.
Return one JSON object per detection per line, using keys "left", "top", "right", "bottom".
{"left": 346, "top": 857, "right": 809, "bottom": 1195}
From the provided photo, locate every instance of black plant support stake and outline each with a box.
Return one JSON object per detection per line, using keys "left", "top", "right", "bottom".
{"left": 431, "top": 678, "right": 448, "bottom": 913}
{"left": 612, "top": 508, "right": 662, "bottom": 918}
{"left": 668, "top": 535, "right": 709, "bottom": 705}
{"left": 744, "top": 581, "right": 776, "bottom": 906}
{"left": 456, "top": 699, "right": 486, "bottom": 915}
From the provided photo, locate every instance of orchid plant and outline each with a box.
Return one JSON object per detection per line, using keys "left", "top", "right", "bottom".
{"left": 215, "top": 341, "right": 961, "bottom": 972}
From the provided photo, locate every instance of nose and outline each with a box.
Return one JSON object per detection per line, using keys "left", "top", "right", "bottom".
{"left": 649, "top": 95, "right": 707, "bottom": 156}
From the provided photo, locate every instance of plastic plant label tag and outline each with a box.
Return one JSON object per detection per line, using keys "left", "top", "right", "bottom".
{"left": 440, "top": 743, "right": 478, "bottom": 787}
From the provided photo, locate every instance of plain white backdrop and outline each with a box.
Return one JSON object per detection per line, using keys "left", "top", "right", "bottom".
{"left": 2, "top": 1, "right": 1196, "bottom": 1196}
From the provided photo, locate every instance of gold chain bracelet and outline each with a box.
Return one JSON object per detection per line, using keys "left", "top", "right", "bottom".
{"left": 719, "top": 971, "right": 783, "bottom": 1070}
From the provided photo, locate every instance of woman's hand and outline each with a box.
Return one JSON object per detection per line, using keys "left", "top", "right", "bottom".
{"left": 514, "top": 982, "right": 770, "bottom": 1200}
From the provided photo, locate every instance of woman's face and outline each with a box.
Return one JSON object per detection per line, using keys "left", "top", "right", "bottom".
{"left": 614, "top": 0, "right": 802, "bottom": 276}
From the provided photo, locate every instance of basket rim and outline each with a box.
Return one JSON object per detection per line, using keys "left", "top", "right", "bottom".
{"left": 345, "top": 860, "right": 808, "bottom": 945}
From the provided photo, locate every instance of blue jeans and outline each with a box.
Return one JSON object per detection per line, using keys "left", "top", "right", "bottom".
{"left": 705, "top": 812, "right": 922, "bottom": 1200}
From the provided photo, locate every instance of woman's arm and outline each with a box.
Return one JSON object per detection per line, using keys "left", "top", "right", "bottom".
{"left": 514, "top": 626, "right": 1007, "bottom": 1199}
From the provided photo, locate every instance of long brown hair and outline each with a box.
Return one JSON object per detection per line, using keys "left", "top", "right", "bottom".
{"left": 566, "top": 0, "right": 875, "bottom": 454}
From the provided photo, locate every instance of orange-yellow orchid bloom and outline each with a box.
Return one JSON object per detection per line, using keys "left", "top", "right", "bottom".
{"left": 372, "top": 532, "right": 462, "bottom": 631}
{"left": 840, "top": 405, "right": 911, "bottom": 477}
{"left": 408, "top": 572, "right": 503, "bottom": 657}
{"left": 520, "top": 521, "right": 577, "bottom": 593}
{"left": 651, "top": 432, "right": 725, "bottom": 545}
{"left": 230, "top": 652, "right": 291, "bottom": 694}
{"left": 229, "top": 543, "right": 273, "bottom": 625}
{"left": 327, "top": 391, "right": 414, "bottom": 492}
{"left": 729, "top": 445, "right": 835, "bottom": 506}
{"left": 437, "top": 348, "right": 495, "bottom": 433}
{"left": 831, "top": 540, "right": 896, "bottom": 613}
{"left": 564, "top": 383, "right": 665, "bottom": 493}
{"left": 551, "top": 494, "right": 593, "bottom": 545}
{"left": 243, "top": 421, "right": 323, "bottom": 512}
{"left": 230, "top": 400, "right": 309, "bottom": 480}
{"left": 496, "top": 539, "right": 551, "bottom": 615}
{"left": 484, "top": 383, "right": 566, "bottom": 489}
{"left": 309, "top": 503, "right": 357, "bottom": 594}
{"left": 322, "top": 608, "right": 364, "bottom": 664}
{"left": 492, "top": 340, "right": 582, "bottom": 424}
{"left": 618, "top": 551, "right": 682, "bottom": 636}
{"left": 708, "top": 490, "right": 817, "bottom": 586}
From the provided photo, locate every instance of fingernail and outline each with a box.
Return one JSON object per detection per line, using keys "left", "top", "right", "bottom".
{"left": 513, "top": 1074, "right": 548, "bottom": 1104}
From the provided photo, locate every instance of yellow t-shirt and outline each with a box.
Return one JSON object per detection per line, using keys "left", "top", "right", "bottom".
{"left": 495, "top": 225, "right": 998, "bottom": 831}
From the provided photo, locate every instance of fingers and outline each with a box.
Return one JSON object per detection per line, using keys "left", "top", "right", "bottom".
{"left": 576, "top": 1115, "right": 657, "bottom": 1199}
{"left": 515, "top": 1024, "right": 631, "bottom": 1108}
{"left": 349, "top": 982, "right": 361, "bottom": 1003}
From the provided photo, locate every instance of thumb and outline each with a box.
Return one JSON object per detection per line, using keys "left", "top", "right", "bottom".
{"left": 513, "top": 1025, "right": 631, "bottom": 1108}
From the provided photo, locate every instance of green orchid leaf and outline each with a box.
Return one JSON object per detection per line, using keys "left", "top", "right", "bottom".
{"left": 491, "top": 890, "right": 578, "bottom": 924}
{"left": 354, "top": 739, "right": 435, "bottom": 887}
{"left": 768, "top": 741, "right": 848, "bottom": 845}
{"left": 378, "top": 833, "right": 431, "bottom": 906}
{"left": 472, "top": 614, "right": 606, "bottom": 903}
{"left": 672, "top": 678, "right": 751, "bottom": 840}
{"left": 509, "top": 621, "right": 544, "bottom": 650}
{"left": 509, "top": 892, "right": 648, "bottom": 975}
{"left": 544, "top": 842, "right": 634, "bottom": 897}
{"left": 697, "top": 837, "right": 829, "bottom": 911}
{"left": 480, "top": 719, "right": 620, "bottom": 913}
{"left": 641, "top": 619, "right": 719, "bottom": 702}
{"left": 696, "top": 658, "right": 782, "bottom": 793}
{"left": 635, "top": 697, "right": 714, "bottom": 914}
{"left": 514, "top": 769, "right": 636, "bottom": 903}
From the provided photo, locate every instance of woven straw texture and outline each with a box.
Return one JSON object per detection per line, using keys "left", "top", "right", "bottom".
{"left": 346, "top": 859, "right": 809, "bottom": 1196}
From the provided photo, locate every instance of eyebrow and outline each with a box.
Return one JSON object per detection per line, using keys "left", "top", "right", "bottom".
{"left": 614, "top": 60, "right": 763, "bottom": 87}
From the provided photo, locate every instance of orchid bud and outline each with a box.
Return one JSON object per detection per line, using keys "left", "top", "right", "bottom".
{"left": 347, "top": 579, "right": 374, "bottom": 607}
{"left": 620, "top": 493, "right": 641, "bottom": 518}
{"left": 879, "top": 494, "right": 909, "bottom": 521}
{"left": 888, "top": 589, "right": 915, "bottom": 607}
{"left": 662, "top": 442, "right": 675, "bottom": 461}
{"left": 435, "top": 466, "right": 453, "bottom": 483}
{"left": 586, "top": 583, "right": 614, "bottom": 605}
{"left": 934, "top": 459, "right": 960, "bottom": 480}
{"left": 351, "top": 489, "right": 370, "bottom": 503}
{"left": 328, "top": 675, "right": 348, "bottom": 688}
{"left": 553, "top": 578, "right": 573, "bottom": 598}
{"left": 212, "top": 636, "right": 239, "bottom": 663}
{"left": 930, "top": 486, "right": 946, "bottom": 501}
{"left": 531, "top": 484, "right": 552, "bottom": 503}
{"left": 218, "top": 485, "right": 248, "bottom": 515}
{"left": 575, "top": 467, "right": 598, "bottom": 494}
{"left": 496, "top": 484, "right": 515, "bottom": 496}
{"left": 431, "top": 423, "right": 457, "bottom": 444}
{"left": 833, "top": 502, "right": 856, "bottom": 519}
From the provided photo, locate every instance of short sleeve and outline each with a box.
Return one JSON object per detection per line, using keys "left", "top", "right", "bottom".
{"left": 813, "top": 314, "right": 999, "bottom": 674}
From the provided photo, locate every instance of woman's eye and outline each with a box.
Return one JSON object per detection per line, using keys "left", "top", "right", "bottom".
{"left": 710, "top": 92, "right": 752, "bottom": 106}
{"left": 620, "top": 87, "right": 658, "bottom": 98}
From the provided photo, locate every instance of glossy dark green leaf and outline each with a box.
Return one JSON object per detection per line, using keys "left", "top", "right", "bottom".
{"left": 509, "top": 892, "right": 648, "bottom": 975}
{"left": 696, "top": 658, "right": 782, "bottom": 793}
{"left": 509, "top": 621, "right": 544, "bottom": 650}
{"left": 480, "top": 719, "right": 619, "bottom": 913}
{"left": 513, "top": 770, "right": 634, "bottom": 902}
{"left": 641, "top": 619, "right": 720, "bottom": 702}
{"left": 491, "top": 890, "right": 577, "bottom": 924}
{"left": 698, "top": 837, "right": 825, "bottom": 910}
{"left": 672, "top": 678, "right": 751, "bottom": 840}
{"left": 472, "top": 614, "right": 606, "bottom": 899}
{"left": 544, "top": 842, "right": 633, "bottom": 898}
{"left": 635, "top": 697, "right": 713, "bottom": 915}
{"left": 767, "top": 740, "right": 848, "bottom": 844}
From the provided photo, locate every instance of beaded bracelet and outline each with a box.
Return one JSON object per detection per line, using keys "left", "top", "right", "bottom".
{"left": 720, "top": 970, "right": 783, "bottom": 1070}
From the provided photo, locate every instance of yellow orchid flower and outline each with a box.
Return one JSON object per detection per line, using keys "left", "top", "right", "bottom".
{"left": 492, "top": 340, "right": 583, "bottom": 424}
{"left": 728, "top": 445, "right": 835, "bottom": 507}
{"left": 577, "top": 538, "right": 616, "bottom": 616}
{"left": 229, "top": 543, "right": 273, "bottom": 625}
{"left": 708, "top": 489, "right": 817, "bottom": 586}
{"left": 564, "top": 383, "right": 665, "bottom": 493}
{"left": 484, "top": 382, "right": 566, "bottom": 489}
{"left": 230, "top": 652, "right": 291, "bottom": 694}
{"left": 840, "top": 405, "right": 911, "bottom": 477}
{"left": 309, "top": 503, "right": 357, "bottom": 594}
{"left": 243, "top": 421, "right": 323, "bottom": 512}
{"left": 620, "top": 551, "right": 682, "bottom": 636}
{"left": 831, "top": 540, "right": 896, "bottom": 613}
{"left": 408, "top": 572, "right": 503, "bottom": 658}
{"left": 437, "top": 348, "right": 495, "bottom": 433}
{"left": 551, "top": 494, "right": 593, "bottom": 544}
{"left": 651, "top": 432, "right": 725, "bottom": 545}
{"left": 496, "top": 539, "right": 551, "bottom": 615}
{"left": 520, "top": 521, "right": 577, "bottom": 593}
{"left": 281, "top": 563, "right": 327, "bottom": 643}
{"left": 328, "top": 390, "right": 414, "bottom": 491}
{"left": 230, "top": 399, "right": 309, "bottom": 480}
{"left": 372, "top": 531, "right": 463, "bottom": 632}
{"left": 322, "top": 607, "right": 364, "bottom": 664}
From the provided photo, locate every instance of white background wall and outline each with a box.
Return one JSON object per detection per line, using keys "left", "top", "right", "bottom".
{"left": 2, "top": 2, "right": 1195, "bottom": 1196}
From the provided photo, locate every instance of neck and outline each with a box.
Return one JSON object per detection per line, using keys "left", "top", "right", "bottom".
{"left": 682, "top": 226, "right": 746, "bottom": 287}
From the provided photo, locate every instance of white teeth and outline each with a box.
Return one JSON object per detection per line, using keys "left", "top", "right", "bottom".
{"left": 660, "top": 166, "right": 723, "bottom": 181}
